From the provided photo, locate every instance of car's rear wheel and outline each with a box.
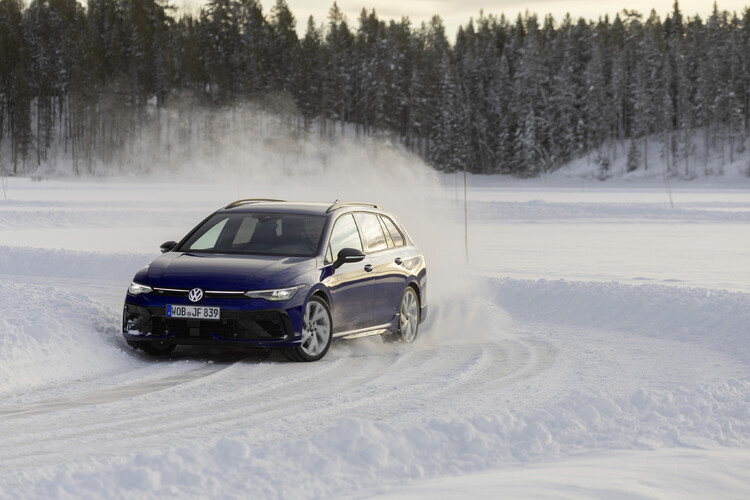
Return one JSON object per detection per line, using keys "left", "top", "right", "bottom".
{"left": 286, "top": 296, "right": 332, "bottom": 362}
{"left": 134, "top": 341, "right": 176, "bottom": 357}
{"left": 383, "top": 286, "right": 420, "bottom": 343}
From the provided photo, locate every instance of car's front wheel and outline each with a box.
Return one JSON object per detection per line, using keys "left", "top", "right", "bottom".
{"left": 286, "top": 296, "right": 332, "bottom": 362}
{"left": 383, "top": 286, "right": 420, "bottom": 343}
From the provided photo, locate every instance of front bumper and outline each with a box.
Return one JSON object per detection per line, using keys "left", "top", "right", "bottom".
{"left": 123, "top": 303, "right": 297, "bottom": 347}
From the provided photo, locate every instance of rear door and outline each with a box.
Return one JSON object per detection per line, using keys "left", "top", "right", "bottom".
{"left": 353, "top": 212, "right": 408, "bottom": 326}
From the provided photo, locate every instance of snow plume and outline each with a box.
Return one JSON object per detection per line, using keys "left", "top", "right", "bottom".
{"left": 35, "top": 98, "right": 443, "bottom": 206}
{"left": 92, "top": 98, "right": 436, "bottom": 190}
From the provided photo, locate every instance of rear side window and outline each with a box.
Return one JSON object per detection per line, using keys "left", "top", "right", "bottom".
{"left": 328, "top": 214, "right": 363, "bottom": 260}
{"left": 378, "top": 216, "right": 394, "bottom": 248}
{"left": 354, "top": 212, "right": 388, "bottom": 253}
{"left": 381, "top": 216, "right": 405, "bottom": 247}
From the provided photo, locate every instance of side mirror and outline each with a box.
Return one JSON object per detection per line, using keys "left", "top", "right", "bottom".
{"left": 160, "top": 241, "right": 177, "bottom": 253}
{"left": 333, "top": 248, "right": 365, "bottom": 269}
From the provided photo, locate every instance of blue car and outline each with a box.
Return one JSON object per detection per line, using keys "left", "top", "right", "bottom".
{"left": 123, "top": 200, "right": 427, "bottom": 361}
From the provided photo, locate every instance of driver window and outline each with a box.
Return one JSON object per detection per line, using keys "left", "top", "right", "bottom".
{"left": 328, "top": 214, "right": 363, "bottom": 263}
{"left": 232, "top": 217, "right": 258, "bottom": 245}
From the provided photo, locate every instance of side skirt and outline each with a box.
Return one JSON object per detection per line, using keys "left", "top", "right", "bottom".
{"left": 333, "top": 322, "right": 394, "bottom": 341}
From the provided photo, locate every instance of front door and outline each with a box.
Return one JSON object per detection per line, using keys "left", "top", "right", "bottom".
{"left": 323, "top": 213, "right": 374, "bottom": 332}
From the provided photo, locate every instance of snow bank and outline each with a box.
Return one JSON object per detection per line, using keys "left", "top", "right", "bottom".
{"left": 0, "top": 280, "right": 133, "bottom": 396}
{"left": 370, "top": 447, "right": 750, "bottom": 500}
{"left": 15, "top": 379, "right": 750, "bottom": 499}
{"left": 487, "top": 277, "right": 750, "bottom": 363}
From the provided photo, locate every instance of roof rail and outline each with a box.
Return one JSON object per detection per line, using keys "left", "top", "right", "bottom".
{"left": 326, "top": 201, "right": 383, "bottom": 213}
{"left": 225, "top": 199, "right": 286, "bottom": 209}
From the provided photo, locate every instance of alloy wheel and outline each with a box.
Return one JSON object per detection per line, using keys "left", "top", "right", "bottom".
{"left": 300, "top": 299, "right": 332, "bottom": 357}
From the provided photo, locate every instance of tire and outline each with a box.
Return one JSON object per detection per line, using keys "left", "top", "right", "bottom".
{"left": 285, "top": 296, "right": 332, "bottom": 362}
{"left": 383, "top": 286, "right": 420, "bottom": 343}
{"left": 134, "top": 341, "right": 176, "bottom": 357}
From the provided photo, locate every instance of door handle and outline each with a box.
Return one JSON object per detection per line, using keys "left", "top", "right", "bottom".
{"left": 364, "top": 264, "right": 373, "bottom": 272}
{"left": 394, "top": 257, "right": 403, "bottom": 265}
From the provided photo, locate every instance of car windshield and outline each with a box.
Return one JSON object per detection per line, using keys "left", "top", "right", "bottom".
{"left": 177, "top": 212, "right": 327, "bottom": 257}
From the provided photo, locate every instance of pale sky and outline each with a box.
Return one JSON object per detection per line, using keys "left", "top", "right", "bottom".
{"left": 173, "top": 1, "right": 749, "bottom": 37}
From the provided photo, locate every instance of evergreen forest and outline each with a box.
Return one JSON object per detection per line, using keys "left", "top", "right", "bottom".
{"left": 2, "top": 0, "right": 750, "bottom": 176}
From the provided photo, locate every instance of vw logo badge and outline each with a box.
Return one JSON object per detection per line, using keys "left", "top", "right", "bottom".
{"left": 188, "top": 288, "right": 204, "bottom": 303}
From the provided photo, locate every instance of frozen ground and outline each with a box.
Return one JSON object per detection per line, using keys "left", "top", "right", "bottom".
{"left": 1, "top": 166, "right": 749, "bottom": 499}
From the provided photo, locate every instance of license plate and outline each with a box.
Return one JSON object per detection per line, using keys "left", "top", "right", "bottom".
{"left": 167, "top": 305, "right": 221, "bottom": 320}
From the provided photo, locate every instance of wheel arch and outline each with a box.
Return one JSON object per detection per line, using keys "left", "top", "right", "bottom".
{"left": 405, "top": 275, "right": 427, "bottom": 323}
{"left": 406, "top": 279, "right": 421, "bottom": 306}
{"left": 307, "top": 284, "right": 331, "bottom": 310}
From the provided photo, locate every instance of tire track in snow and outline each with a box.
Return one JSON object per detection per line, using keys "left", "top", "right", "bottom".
{"left": 0, "top": 356, "right": 350, "bottom": 465}
{"left": 0, "top": 351, "right": 392, "bottom": 467}
{"left": 0, "top": 334, "right": 553, "bottom": 470}
{"left": 0, "top": 362, "right": 237, "bottom": 420}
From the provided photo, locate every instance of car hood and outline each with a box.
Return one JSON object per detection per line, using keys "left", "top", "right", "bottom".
{"left": 145, "top": 252, "right": 316, "bottom": 290}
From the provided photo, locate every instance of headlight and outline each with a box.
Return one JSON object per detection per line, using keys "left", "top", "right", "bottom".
{"left": 245, "top": 285, "right": 301, "bottom": 301}
{"left": 128, "top": 282, "right": 153, "bottom": 295}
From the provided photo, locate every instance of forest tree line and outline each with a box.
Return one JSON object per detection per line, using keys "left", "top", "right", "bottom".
{"left": 1, "top": 0, "right": 750, "bottom": 176}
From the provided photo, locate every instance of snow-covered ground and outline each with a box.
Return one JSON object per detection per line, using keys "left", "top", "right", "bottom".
{"left": 1, "top": 157, "right": 749, "bottom": 498}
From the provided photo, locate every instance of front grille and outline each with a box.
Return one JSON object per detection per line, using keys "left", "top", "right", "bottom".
{"left": 124, "top": 304, "right": 292, "bottom": 341}
{"left": 151, "top": 288, "right": 246, "bottom": 299}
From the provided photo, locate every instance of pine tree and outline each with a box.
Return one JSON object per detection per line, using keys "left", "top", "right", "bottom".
{"left": 0, "top": 0, "right": 31, "bottom": 173}
{"left": 322, "top": 2, "right": 354, "bottom": 135}
{"left": 415, "top": 16, "right": 450, "bottom": 163}
{"left": 269, "top": 0, "right": 298, "bottom": 93}
{"left": 355, "top": 8, "right": 386, "bottom": 136}
{"left": 297, "top": 15, "right": 323, "bottom": 129}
